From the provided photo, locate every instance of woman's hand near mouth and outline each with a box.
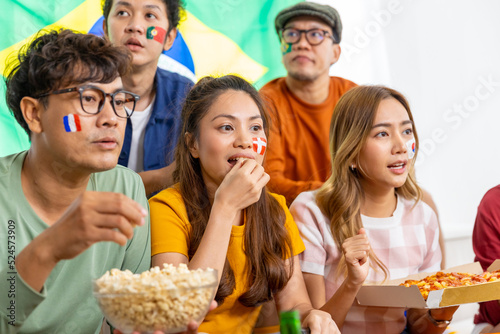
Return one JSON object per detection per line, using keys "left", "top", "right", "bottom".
{"left": 215, "top": 158, "right": 269, "bottom": 213}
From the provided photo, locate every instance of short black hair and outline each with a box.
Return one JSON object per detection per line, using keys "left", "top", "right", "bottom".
{"left": 102, "top": 0, "right": 185, "bottom": 32}
{"left": 4, "top": 29, "right": 131, "bottom": 138}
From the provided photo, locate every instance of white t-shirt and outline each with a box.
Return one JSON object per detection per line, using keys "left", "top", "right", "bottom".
{"left": 291, "top": 190, "right": 442, "bottom": 334}
{"left": 128, "top": 98, "right": 155, "bottom": 172}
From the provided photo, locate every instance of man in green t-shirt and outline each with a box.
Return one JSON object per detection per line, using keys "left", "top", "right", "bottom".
{"left": 0, "top": 29, "right": 205, "bottom": 334}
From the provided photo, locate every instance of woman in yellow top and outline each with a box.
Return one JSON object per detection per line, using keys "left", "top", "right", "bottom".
{"left": 149, "top": 75, "right": 338, "bottom": 334}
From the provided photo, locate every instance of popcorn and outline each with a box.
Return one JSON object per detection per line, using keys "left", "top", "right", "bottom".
{"left": 93, "top": 264, "right": 217, "bottom": 333}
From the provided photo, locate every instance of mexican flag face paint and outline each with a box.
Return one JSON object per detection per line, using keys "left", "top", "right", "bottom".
{"left": 252, "top": 137, "right": 267, "bottom": 155}
{"left": 147, "top": 26, "right": 167, "bottom": 44}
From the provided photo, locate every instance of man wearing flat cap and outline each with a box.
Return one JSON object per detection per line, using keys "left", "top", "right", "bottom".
{"left": 254, "top": 4, "right": 356, "bottom": 331}
{"left": 260, "top": 2, "right": 357, "bottom": 206}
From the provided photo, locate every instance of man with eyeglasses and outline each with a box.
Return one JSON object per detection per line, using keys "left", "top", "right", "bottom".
{"left": 260, "top": 2, "right": 357, "bottom": 206}
{"left": 0, "top": 30, "right": 205, "bottom": 334}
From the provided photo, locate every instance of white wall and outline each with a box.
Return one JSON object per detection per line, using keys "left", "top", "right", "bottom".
{"left": 314, "top": 2, "right": 500, "bottom": 330}
{"left": 315, "top": 0, "right": 500, "bottom": 267}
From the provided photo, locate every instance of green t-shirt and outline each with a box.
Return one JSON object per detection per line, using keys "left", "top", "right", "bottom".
{"left": 0, "top": 151, "right": 151, "bottom": 334}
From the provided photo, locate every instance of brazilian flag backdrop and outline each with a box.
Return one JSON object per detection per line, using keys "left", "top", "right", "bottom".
{"left": 0, "top": 0, "right": 302, "bottom": 157}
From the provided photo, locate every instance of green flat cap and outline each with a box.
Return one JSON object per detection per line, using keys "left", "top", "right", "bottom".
{"left": 275, "top": 2, "right": 342, "bottom": 43}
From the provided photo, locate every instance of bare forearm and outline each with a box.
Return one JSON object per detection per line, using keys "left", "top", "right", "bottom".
{"left": 275, "top": 295, "right": 315, "bottom": 324}
{"left": 187, "top": 202, "right": 236, "bottom": 283}
{"left": 292, "top": 302, "right": 315, "bottom": 323}
{"left": 320, "top": 279, "right": 361, "bottom": 329}
{"left": 139, "top": 163, "right": 176, "bottom": 197}
{"left": 15, "top": 234, "right": 58, "bottom": 292}
{"left": 407, "top": 307, "right": 457, "bottom": 334}
{"left": 490, "top": 323, "right": 500, "bottom": 332}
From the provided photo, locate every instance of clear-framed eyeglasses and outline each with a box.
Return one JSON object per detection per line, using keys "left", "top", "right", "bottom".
{"left": 280, "top": 28, "right": 336, "bottom": 46}
{"left": 36, "top": 85, "right": 140, "bottom": 119}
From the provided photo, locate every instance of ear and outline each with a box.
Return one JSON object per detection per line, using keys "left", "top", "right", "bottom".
{"left": 102, "top": 18, "right": 109, "bottom": 39}
{"left": 330, "top": 44, "right": 341, "bottom": 65}
{"left": 164, "top": 27, "right": 177, "bottom": 51}
{"left": 185, "top": 132, "right": 199, "bottom": 158}
{"left": 20, "top": 96, "right": 43, "bottom": 134}
{"left": 350, "top": 157, "right": 358, "bottom": 169}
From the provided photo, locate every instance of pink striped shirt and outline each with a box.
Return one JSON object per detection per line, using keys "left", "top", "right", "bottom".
{"left": 291, "top": 190, "right": 442, "bottom": 334}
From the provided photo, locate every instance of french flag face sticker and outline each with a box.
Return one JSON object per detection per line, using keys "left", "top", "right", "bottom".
{"left": 63, "top": 114, "right": 81, "bottom": 133}
{"left": 252, "top": 137, "right": 267, "bottom": 155}
{"left": 406, "top": 138, "right": 415, "bottom": 159}
{"left": 146, "top": 26, "right": 166, "bottom": 43}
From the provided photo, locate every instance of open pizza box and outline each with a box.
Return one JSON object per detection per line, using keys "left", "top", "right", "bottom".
{"left": 356, "top": 259, "right": 500, "bottom": 308}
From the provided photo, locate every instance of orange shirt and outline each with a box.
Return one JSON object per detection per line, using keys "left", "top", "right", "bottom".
{"left": 260, "top": 76, "right": 357, "bottom": 205}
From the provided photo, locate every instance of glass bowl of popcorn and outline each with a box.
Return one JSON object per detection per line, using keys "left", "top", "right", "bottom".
{"left": 93, "top": 264, "right": 217, "bottom": 334}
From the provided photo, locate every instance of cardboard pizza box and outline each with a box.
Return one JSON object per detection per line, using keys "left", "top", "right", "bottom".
{"left": 355, "top": 259, "right": 500, "bottom": 308}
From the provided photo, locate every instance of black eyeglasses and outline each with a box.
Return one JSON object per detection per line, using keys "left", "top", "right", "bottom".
{"left": 36, "top": 85, "right": 140, "bottom": 119}
{"left": 281, "top": 28, "right": 336, "bottom": 46}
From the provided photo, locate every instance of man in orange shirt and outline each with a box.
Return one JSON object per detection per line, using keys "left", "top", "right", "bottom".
{"left": 260, "top": 2, "right": 356, "bottom": 205}
{"left": 255, "top": 4, "right": 356, "bottom": 331}
{"left": 259, "top": 3, "right": 446, "bottom": 278}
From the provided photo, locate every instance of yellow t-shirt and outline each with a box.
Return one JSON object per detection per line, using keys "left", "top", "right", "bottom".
{"left": 149, "top": 185, "right": 305, "bottom": 334}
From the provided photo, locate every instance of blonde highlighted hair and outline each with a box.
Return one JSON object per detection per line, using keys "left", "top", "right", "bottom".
{"left": 316, "top": 85, "right": 422, "bottom": 279}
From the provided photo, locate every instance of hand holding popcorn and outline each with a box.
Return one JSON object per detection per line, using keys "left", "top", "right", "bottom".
{"left": 95, "top": 264, "right": 217, "bottom": 333}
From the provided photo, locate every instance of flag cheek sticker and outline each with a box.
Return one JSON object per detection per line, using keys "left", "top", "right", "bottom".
{"left": 280, "top": 40, "right": 292, "bottom": 55}
{"left": 63, "top": 114, "right": 81, "bottom": 132}
{"left": 252, "top": 137, "right": 267, "bottom": 155}
{"left": 146, "top": 26, "right": 166, "bottom": 43}
{"left": 406, "top": 138, "right": 415, "bottom": 159}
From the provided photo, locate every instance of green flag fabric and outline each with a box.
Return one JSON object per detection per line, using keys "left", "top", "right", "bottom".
{"left": 184, "top": 0, "right": 301, "bottom": 88}
{"left": 0, "top": 0, "right": 302, "bottom": 157}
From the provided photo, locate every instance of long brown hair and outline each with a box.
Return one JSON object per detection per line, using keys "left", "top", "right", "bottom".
{"left": 316, "top": 85, "right": 422, "bottom": 280}
{"left": 173, "top": 75, "right": 294, "bottom": 306}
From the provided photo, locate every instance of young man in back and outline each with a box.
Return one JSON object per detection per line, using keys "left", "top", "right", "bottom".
{"left": 260, "top": 2, "right": 356, "bottom": 206}
{"left": 103, "top": 0, "right": 193, "bottom": 195}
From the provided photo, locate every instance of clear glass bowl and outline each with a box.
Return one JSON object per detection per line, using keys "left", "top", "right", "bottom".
{"left": 93, "top": 270, "right": 217, "bottom": 334}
